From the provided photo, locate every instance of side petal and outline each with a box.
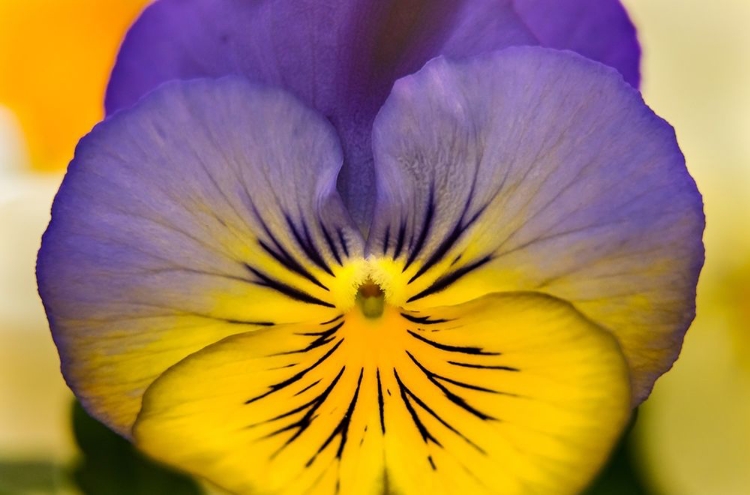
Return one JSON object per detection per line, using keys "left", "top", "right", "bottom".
{"left": 37, "top": 78, "right": 363, "bottom": 436}
{"left": 105, "top": 0, "right": 536, "bottom": 227}
{"left": 514, "top": 0, "right": 641, "bottom": 87}
{"left": 134, "top": 293, "right": 629, "bottom": 495}
{"left": 368, "top": 47, "right": 704, "bottom": 404}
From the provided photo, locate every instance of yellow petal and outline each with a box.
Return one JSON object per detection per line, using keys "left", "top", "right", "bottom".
{"left": 135, "top": 293, "right": 630, "bottom": 495}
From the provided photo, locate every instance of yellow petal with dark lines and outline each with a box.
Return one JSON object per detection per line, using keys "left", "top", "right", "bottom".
{"left": 134, "top": 292, "right": 630, "bottom": 495}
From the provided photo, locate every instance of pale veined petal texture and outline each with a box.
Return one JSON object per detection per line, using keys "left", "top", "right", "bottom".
{"left": 135, "top": 293, "right": 629, "bottom": 495}
{"left": 368, "top": 47, "right": 704, "bottom": 404}
{"left": 37, "top": 78, "right": 363, "bottom": 436}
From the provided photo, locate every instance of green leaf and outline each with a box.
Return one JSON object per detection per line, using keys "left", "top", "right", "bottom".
{"left": 71, "top": 401, "right": 202, "bottom": 495}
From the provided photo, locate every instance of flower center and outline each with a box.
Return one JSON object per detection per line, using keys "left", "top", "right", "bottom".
{"left": 356, "top": 279, "right": 385, "bottom": 318}
{"left": 329, "top": 257, "right": 409, "bottom": 313}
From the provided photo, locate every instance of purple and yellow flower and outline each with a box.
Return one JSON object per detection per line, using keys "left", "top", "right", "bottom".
{"left": 37, "top": 1, "right": 704, "bottom": 494}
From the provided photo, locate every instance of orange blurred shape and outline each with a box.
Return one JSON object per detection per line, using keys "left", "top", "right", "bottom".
{"left": 0, "top": 0, "right": 150, "bottom": 171}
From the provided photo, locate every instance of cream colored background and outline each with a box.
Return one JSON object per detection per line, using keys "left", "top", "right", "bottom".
{"left": 623, "top": 1, "right": 750, "bottom": 494}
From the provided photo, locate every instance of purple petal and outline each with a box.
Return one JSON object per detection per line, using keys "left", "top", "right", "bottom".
{"left": 105, "top": 0, "right": 536, "bottom": 228}
{"left": 38, "top": 78, "right": 362, "bottom": 435}
{"left": 368, "top": 47, "right": 704, "bottom": 404}
{"left": 514, "top": 0, "right": 641, "bottom": 87}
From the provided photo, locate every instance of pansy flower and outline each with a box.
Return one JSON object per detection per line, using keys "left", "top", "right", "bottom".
{"left": 37, "top": 1, "right": 704, "bottom": 494}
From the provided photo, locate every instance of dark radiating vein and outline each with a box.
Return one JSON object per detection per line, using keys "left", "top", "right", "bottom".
{"left": 299, "top": 321, "right": 345, "bottom": 337}
{"left": 250, "top": 380, "right": 325, "bottom": 428}
{"left": 320, "top": 314, "right": 344, "bottom": 325}
{"left": 258, "top": 239, "right": 329, "bottom": 291}
{"left": 404, "top": 188, "right": 435, "bottom": 271}
{"left": 294, "top": 379, "right": 321, "bottom": 397}
{"left": 203, "top": 316, "right": 275, "bottom": 326}
{"left": 393, "top": 222, "right": 407, "bottom": 260}
{"left": 433, "top": 373, "right": 503, "bottom": 394}
{"left": 334, "top": 369, "right": 363, "bottom": 459}
{"left": 265, "top": 367, "right": 347, "bottom": 448}
{"left": 320, "top": 223, "right": 342, "bottom": 266}
{"left": 274, "top": 334, "right": 335, "bottom": 355}
{"left": 407, "top": 255, "right": 492, "bottom": 303}
{"left": 406, "top": 351, "right": 494, "bottom": 421}
{"left": 279, "top": 321, "right": 344, "bottom": 355}
{"left": 286, "top": 214, "right": 334, "bottom": 276}
{"left": 407, "top": 200, "right": 487, "bottom": 284}
{"left": 376, "top": 369, "right": 386, "bottom": 434}
{"left": 393, "top": 370, "right": 441, "bottom": 447}
{"left": 302, "top": 218, "right": 335, "bottom": 275}
{"left": 382, "top": 225, "right": 391, "bottom": 255}
{"left": 448, "top": 361, "right": 519, "bottom": 372}
{"left": 407, "top": 330, "right": 499, "bottom": 356}
{"left": 396, "top": 369, "right": 485, "bottom": 454}
{"left": 249, "top": 201, "right": 330, "bottom": 289}
{"left": 336, "top": 228, "right": 350, "bottom": 258}
{"left": 245, "top": 339, "right": 343, "bottom": 404}
{"left": 428, "top": 455, "right": 437, "bottom": 470}
{"left": 223, "top": 320, "right": 274, "bottom": 326}
{"left": 400, "top": 313, "right": 450, "bottom": 325}
{"left": 267, "top": 362, "right": 298, "bottom": 371}
{"left": 244, "top": 264, "right": 334, "bottom": 308}
{"left": 307, "top": 369, "right": 365, "bottom": 467}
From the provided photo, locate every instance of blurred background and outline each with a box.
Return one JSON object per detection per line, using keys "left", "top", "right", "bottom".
{"left": 0, "top": 0, "right": 747, "bottom": 493}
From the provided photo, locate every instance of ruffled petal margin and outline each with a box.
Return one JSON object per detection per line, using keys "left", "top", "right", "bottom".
{"left": 37, "top": 78, "right": 363, "bottom": 435}
{"left": 367, "top": 47, "right": 704, "bottom": 404}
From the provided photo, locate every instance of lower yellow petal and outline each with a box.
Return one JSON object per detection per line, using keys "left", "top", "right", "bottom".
{"left": 134, "top": 293, "right": 630, "bottom": 495}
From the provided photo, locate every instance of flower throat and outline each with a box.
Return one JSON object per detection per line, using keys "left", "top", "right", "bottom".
{"left": 356, "top": 279, "right": 385, "bottom": 318}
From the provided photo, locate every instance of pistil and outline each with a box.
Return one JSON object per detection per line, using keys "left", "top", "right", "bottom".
{"left": 356, "top": 279, "right": 385, "bottom": 318}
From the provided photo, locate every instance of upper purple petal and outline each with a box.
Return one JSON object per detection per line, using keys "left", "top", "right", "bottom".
{"left": 105, "top": 0, "right": 537, "bottom": 228}
{"left": 514, "top": 0, "right": 641, "bottom": 87}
